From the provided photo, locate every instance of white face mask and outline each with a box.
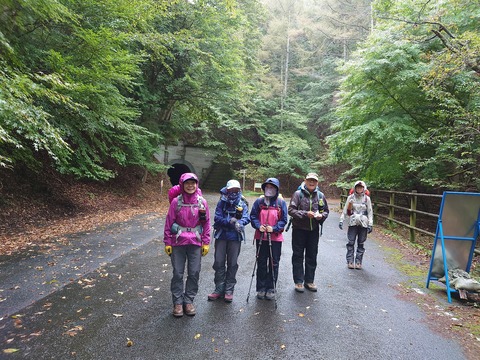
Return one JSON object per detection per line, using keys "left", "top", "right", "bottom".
{"left": 264, "top": 187, "right": 276, "bottom": 197}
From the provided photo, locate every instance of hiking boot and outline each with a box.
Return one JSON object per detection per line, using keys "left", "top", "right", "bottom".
{"left": 305, "top": 283, "right": 317, "bottom": 292}
{"left": 207, "top": 291, "right": 224, "bottom": 301}
{"left": 224, "top": 292, "right": 233, "bottom": 303}
{"left": 348, "top": 263, "right": 355, "bottom": 269}
{"left": 256, "top": 291, "right": 266, "bottom": 300}
{"left": 355, "top": 263, "right": 362, "bottom": 270}
{"left": 265, "top": 291, "right": 275, "bottom": 300}
{"left": 294, "top": 283, "right": 305, "bottom": 293}
{"left": 184, "top": 303, "right": 196, "bottom": 316}
{"left": 173, "top": 304, "right": 183, "bottom": 318}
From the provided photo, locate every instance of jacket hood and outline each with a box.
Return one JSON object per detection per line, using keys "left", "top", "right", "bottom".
{"left": 179, "top": 173, "right": 200, "bottom": 203}
{"left": 300, "top": 181, "right": 320, "bottom": 194}
{"left": 179, "top": 172, "right": 199, "bottom": 186}
{"left": 261, "top": 177, "right": 280, "bottom": 191}
{"left": 354, "top": 180, "right": 367, "bottom": 189}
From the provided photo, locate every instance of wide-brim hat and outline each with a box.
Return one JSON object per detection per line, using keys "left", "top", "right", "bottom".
{"left": 226, "top": 179, "right": 241, "bottom": 190}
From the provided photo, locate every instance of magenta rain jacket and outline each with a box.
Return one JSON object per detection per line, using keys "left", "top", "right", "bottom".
{"left": 163, "top": 173, "right": 211, "bottom": 247}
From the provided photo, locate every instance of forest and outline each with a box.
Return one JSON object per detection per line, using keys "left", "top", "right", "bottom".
{"left": 1, "top": 0, "right": 479, "bottom": 194}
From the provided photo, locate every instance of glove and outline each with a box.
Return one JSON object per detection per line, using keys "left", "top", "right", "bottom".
{"left": 367, "top": 226, "right": 372, "bottom": 234}
{"left": 201, "top": 244, "right": 210, "bottom": 257}
{"left": 165, "top": 245, "right": 172, "bottom": 256}
{"left": 229, "top": 217, "right": 237, "bottom": 224}
{"left": 235, "top": 221, "right": 243, "bottom": 233}
{"left": 338, "top": 222, "right": 343, "bottom": 230}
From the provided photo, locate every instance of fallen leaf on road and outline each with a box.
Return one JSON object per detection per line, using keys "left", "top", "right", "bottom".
{"left": 194, "top": 333, "right": 201, "bottom": 339}
{"left": 126, "top": 338, "right": 133, "bottom": 347}
{"left": 113, "top": 313, "right": 123, "bottom": 317}
{"left": 3, "top": 348, "right": 19, "bottom": 354}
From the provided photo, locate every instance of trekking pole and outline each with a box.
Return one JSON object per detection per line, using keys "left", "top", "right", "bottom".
{"left": 246, "top": 234, "right": 262, "bottom": 303}
{"left": 285, "top": 217, "right": 292, "bottom": 232}
{"left": 267, "top": 232, "right": 278, "bottom": 310}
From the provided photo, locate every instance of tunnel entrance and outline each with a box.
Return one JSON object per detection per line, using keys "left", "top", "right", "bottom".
{"left": 167, "top": 163, "right": 192, "bottom": 186}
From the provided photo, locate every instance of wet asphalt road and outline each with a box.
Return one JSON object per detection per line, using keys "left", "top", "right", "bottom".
{"left": 0, "top": 194, "right": 466, "bottom": 360}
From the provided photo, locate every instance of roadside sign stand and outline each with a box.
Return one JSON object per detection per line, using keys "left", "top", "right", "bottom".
{"left": 426, "top": 191, "right": 480, "bottom": 303}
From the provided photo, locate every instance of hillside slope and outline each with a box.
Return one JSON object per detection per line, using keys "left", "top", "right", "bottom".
{"left": 0, "top": 167, "right": 169, "bottom": 256}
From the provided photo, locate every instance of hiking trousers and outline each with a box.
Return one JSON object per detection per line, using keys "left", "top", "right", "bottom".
{"left": 212, "top": 238, "right": 241, "bottom": 294}
{"left": 170, "top": 244, "right": 202, "bottom": 305}
{"left": 291, "top": 227, "right": 320, "bottom": 284}
{"left": 346, "top": 225, "right": 368, "bottom": 264}
{"left": 255, "top": 239, "right": 282, "bottom": 293}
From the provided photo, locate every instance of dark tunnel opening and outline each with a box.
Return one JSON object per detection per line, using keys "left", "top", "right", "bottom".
{"left": 167, "top": 163, "right": 191, "bottom": 186}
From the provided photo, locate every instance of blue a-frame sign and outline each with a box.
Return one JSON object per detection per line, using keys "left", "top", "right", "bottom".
{"left": 426, "top": 191, "right": 480, "bottom": 302}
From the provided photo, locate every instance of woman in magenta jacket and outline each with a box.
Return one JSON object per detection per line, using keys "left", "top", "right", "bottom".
{"left": 163, "top": 173, "right": 210, "bottom": 317}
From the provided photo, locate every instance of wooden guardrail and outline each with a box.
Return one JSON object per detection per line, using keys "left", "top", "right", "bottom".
{"left": 340, "top": 189, "right": 442, "bottom": 244}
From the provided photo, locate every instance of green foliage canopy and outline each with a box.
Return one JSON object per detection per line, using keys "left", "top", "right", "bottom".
{"left": 327, "top": 0, "right": 480, "bottom": 191}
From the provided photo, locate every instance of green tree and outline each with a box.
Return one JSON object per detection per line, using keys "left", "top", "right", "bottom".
{"left": 0, "top": 0, "right": 164, "bottom": 180}
{"left": 327, "top": 0, "right": 480, "bottom": 191}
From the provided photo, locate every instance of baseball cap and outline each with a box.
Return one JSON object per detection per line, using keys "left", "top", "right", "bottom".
{"left": 305, "top": 173, "right": 319, "bottom": 181}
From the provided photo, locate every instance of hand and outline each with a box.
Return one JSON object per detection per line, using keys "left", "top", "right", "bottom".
{"left": 367, "top": 226, "right": 372, "bottom": 234}
{"left": 259, "top": 225, "right": 267, "bottom": 232}
{"left": 201, "top": 244, "right": 210, "bottom": 256}
{"left": 229, "top": 217, "right": 237, "bottom": 224}
{"left": 165, "top": 245, "right": 172, "bottom": 256}
{"left": 235, "top": 221, "right": 243, "bottom": 233}
{"left": 338, "top": 222, "right": 343, "bottom": 230}
{"left": 307, "top": 211, "right": 315, "bottom": 219}
{"left": 266, "top": 225, "right": 273, "bottom": 233}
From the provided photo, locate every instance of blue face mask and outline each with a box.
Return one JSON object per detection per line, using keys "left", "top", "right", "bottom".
{"left": 227, "top": 192, "right": 240, "bottom": 204}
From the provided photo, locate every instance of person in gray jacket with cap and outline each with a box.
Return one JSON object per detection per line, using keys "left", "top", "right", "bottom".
{"left": 339, "top": 180, "right": 373, "bottom": 269}
{"left": 288, "top": 173, "right": 329, "bottom": 293}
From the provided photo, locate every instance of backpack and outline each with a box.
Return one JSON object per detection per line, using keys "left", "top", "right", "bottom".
{"left": 346, "top": 191, "right": 369, "bottom": 216}
{"left": 169, "top": 185, "right": 203, "bottom": 204}
{"left": 221, "top": 195, "right": 249, "bottom": 215}
{"left": 348, "top": 188, "right": 370, "bottom": 196}
{"left": 175, "top": 194, "right": 206, "bottom": 213}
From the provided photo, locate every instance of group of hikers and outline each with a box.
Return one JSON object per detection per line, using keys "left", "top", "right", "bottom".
{"left": 163, "top": 172, "right": 373, "bottom": 317}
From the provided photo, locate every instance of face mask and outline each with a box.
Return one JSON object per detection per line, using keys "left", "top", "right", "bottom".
{"left": 264, "top": 187, "right": 276, "bottom": 197}
{"left": 227, "top": 192, "right": 239, "bottom": 203}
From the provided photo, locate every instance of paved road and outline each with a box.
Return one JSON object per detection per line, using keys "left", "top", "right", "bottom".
{"left": 0, "top": 194, "right": 466, "bottom": 359}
